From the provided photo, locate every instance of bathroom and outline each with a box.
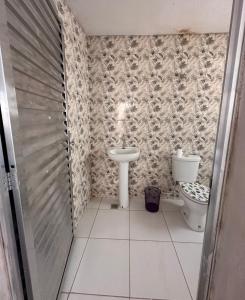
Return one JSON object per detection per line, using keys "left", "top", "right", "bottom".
{"left": 0, "top": 0, "right": 240, "bottom": 300}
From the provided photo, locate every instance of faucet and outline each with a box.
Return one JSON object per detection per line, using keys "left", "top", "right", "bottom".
{"left": 122, "top": 134, "right": 126, "bottom": 149}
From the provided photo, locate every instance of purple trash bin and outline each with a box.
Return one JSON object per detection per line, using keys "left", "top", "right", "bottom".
{"left": 144, "top": 186, "right": 161, "bottom": 212}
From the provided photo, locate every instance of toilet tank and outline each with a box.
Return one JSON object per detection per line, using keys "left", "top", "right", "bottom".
{"left": 172, "top": 155, "right": 201, "bottom": 183}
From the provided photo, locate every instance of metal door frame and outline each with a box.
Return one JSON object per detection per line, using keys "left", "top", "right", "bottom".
{"left": 0, "top": 107, "right": 24, "bottom": 299}
{"left": 197, "top": 0, "right": 245, "bottom": 299}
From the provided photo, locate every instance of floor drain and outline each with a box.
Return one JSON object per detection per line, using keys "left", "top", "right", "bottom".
{"left": 111, "top": 203, "right": 119, "bottom": 209}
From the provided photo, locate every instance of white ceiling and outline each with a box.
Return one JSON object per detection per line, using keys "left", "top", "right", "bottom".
{"left": 67, "top": 0, "right": 233, "bottom": 36}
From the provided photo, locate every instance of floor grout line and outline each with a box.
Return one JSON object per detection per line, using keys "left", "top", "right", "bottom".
{"left": 161, "top": 210, "right": 204, "bottom": 243}
{"left": 71, "top": 236, "right": 202, "bottom": 244}
{"left": 67, "top": 291, "right": 129, "bottom": 298}
{"left": 98, "top": 208, "right": 176, "bottom": 212}
{"left": 67, "top": 291, "right": 171, "bottom": 300}
{"left": 68, "top": 199, "right": 102, "bottom": 294}
{"left": 87, "top": 237, "right": 173, "bottom": 243}
{"left": 172, "top": 242, "right": 194, "bottom": 300}
{"left": 172, "top": 240, "right": 203, "bottom": 244}
{"left": 161, "top": 210, "right": 194, "bottom": 300}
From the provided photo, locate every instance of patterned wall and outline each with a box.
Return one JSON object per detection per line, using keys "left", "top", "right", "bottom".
{"left": 88, "top": 34, "right": 227, "bottom": 198}
{"left": 55, "top": 0, "right": 91, "bottom": 226}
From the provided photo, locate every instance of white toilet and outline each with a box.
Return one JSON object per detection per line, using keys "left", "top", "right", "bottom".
{"left": 172, "top": 154, "right": 209, "bottom": 232}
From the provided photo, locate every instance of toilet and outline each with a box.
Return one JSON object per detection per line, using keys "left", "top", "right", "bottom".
{"left": 172, "top": 154, "right": 209, "bottom": 232}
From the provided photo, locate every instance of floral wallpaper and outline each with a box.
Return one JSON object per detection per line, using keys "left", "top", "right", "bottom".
{"left": 88, "top": 34, "right": 228, "bottom": 198}
{"left": 54, "top": 0, "right": 91, "bottom": 227}
{"left": 53, "top": 0, "right": 228, "bottom": 222}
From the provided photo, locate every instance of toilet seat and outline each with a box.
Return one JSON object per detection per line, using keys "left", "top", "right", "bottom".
{"left": 180, "top": 182, "right": 209, "bottom": 205}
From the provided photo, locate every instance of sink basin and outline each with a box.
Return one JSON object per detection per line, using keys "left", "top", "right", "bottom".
{"left": 107, "top": 147, "right": 140, "bottom": 208}
{"left": 108, "top": 147, "right": 140, "bottom": 162}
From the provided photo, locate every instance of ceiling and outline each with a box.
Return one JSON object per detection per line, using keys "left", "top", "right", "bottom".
{"left": 67, "top": 0, "right": 233, "bottom": 36}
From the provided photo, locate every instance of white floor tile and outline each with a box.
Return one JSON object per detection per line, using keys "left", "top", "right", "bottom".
{"left": 161, "top": 198, "right": 184, "bottom": 211}
{"left": 87, "top": 198, "right": 101, "bottom": 209}
{"left": 58, "top": 293, "right": 68, "bottom": 300}
{"left": 68, "top": 294, "right": 127, "bottom": 300}
{"left": 129, "top": 299, "right": 148, "bottom": 300}
{"left": 164, "top": 211, "right": 204, "bottom": 243}
{"left": 130, "top": 197, "right": 164, "bottom": 211}
{"left": 61, "top": 238, "right": 87, "bottom": 292}
{"left": 130, "top": 211, "right": 171, "bottom": 241}
{"left": 100, "top": 198, "right": 129, "bottom": 210}
{"left": 175, "top": 242, "right": 203, "bottom": 299}
{"left": 129, "top": 299, "right": 151, "bottom": 300}
{"left": 75, "top": 209, "right": 98, "bottom": 238}
{"left": 72, "top": 239, "right": 129, "bottom": 297}
{"left": 129, "top": 198, "right": 145, "bottom": 210}
{"left": 90, "top": 210, "right": 129, "bottom": 239}
{"left": 130, "top": 241, "right": 191, "bottom": 300}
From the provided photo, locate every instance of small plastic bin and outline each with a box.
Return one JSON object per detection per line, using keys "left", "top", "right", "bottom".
{"left": 144, "top": 186, "right": 161, "bottom": 212}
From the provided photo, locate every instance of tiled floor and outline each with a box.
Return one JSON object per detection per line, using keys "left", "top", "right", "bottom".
{"left": 59, "top": 198, "right": 204, "bottom": 300}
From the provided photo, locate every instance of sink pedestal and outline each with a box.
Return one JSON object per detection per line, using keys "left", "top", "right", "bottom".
{"left": 107, "top": 147, "right": 140, "bottom": 209}
{"left": 119, "top": 162, "right": 129, "bottom": 208}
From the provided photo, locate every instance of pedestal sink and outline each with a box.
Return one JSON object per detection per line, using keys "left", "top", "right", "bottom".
{"left": 108, "top": 147, "right": 140, "bottom": 208}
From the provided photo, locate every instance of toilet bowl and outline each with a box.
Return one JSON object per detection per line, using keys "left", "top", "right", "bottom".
{"left": 179, "top": 182, "right": 209, "bottom": 231}
{"left": 172, "top": 153, "right": 210, "bottom": 232}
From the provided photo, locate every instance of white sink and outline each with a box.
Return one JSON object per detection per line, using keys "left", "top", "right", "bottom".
{"left": 108, "top": 147, "right": 140, "bottom": 208}
{"left": 108, "top": 147, "right": 140, "bottom": 162}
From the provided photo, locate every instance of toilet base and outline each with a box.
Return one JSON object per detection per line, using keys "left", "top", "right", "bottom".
{"left": 181, "top": 206, "right": 206, "bottom": 232}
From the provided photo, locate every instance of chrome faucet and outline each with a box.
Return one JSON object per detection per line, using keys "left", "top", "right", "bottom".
{"left": 122, "top": 134, "right": 126, "bottom": 149}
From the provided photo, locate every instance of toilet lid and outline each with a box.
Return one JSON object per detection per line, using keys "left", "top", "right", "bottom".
{"left": 180, "top": 182, "right": 209, "bottom": 204}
